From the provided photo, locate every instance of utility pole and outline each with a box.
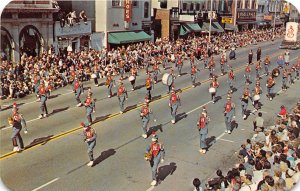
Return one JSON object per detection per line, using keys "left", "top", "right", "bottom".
{"left": 208, "top": 0, "right": 213, "bottom": 43}
{"left": 273, "top": 0, "right": 278, "bottom": 35}
{"left": 233, "top": 0, "right": 237, "bottom": 32}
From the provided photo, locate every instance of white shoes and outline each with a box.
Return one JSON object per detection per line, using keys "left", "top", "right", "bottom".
{"left": 142, "top": 134, "right": 147, "bottom": 139}
{"left": 171, "top": 120, "right": 175, "bottom": 124}
{"left": 13, "top": 147, "right": 19, "bottom": 151}
{"left": 39, "top": 114, "right": 43, "bottom": 119}
{"left": 225, "top": 130, "right": 228, "bottom": 133}
{"left": 24, "top": 130, "right": 28, "bottom": 134}
{"left": 243, "top": 115, "right": 246, "bottom": 119}
{"left": 150, "top": 180, "right": 157, "bottom": 186}
{"left": 87, "top": 161, "right": 94, "bottom": 167}
{"left": 108, "top": 95, "right": 111, "bottom": 98}
{"left": 192, "top": 85, "right": 195, "bottom": 88}
{"left": 120, "top": 111, "right": 123, "bottom": 114}
{"left": 199, "top": 149, "right": 206, "bottom": 154}
{"left": 228, "top": 130, "right": 231, "bottom": 134}
{"left": 77, "top": 103, "right": 82, "bottom": 107}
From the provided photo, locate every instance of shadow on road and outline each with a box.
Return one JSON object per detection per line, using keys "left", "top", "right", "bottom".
{"left": 27, "top": 135, "right": 54, "bottom": 148}
{"left": 134, "top": 84, "right": 145, "bottom": 91}
{"left": 177, "top": 112, "right": 187, "bottom": 122}
{"left": 152, "top": 95, "right": 162, "bottom": 101}
{"left": 157, "top": 162, "right": 177, "bottom": 183}
{"left": 49, "top": 107, "right": 69, "bottom": 117}
{"left": 93, "top": 148, "right": 116, "bottom": 167}
{"left": 214, "top": 96, "right": 222, "bottom": 103}
{"left": 206, "top": 136, "right": 217, "bottom": 150}
{"left": 148, "top": 124, "right": 163, "bottom": 135}
{"left": 48, "top": 94, "right": 61, "bottom": 99}
{"left": 230, "top": 120, "right": 239, "bottom": 132}
{"left": 124, "top": 104, "right": 137, "bottom": 112}
{"left": 93, "top": 114, "right": 111, "bottom": 123}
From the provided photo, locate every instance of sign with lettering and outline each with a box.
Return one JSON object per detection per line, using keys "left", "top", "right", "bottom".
{"left": 124, "top": 0, "right": 132, "bottom": 22}
{"left": 263, "top": 15, "right": 272, "bottom": 21}
{"left": 221, "top": 17, "right": 233, "bottom": 24}
{"left": 237, "top": 9, "right": 256, "bottom": 21}
{"left": 285, "top": 22, "right": 298, "bottom": 42}
{"left": 54, "top": 21, "right": 92, "bottom": 37}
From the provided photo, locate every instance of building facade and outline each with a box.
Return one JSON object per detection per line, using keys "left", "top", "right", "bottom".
{"left": 1, "top": 0, "right": 58, "bottom": 62}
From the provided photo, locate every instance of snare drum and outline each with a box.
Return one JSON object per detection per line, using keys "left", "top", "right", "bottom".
{"left": 253, "top": 94, "right": 260, "bottom": 101}
{"left": 209, "top": 87, "right": 216, "bottom": 93}
{"left": 91, "top": 73, "right": 97, "bottom": 79}
{"left": 162, "top": 73, "right": 173, "bottom": 86}
{"left": 128, "top": 75, "right": 135, "bottom": 82}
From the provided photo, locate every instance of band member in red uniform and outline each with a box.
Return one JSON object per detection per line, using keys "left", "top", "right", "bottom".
{"left": 8, "top": 116, "right": 24, "bottom": 152}
{"left": 12, "top": 106, "right": 28, "bottom": 134}
{"left": 296, "top": 58, "right": 300, "bottom": 80}
{"left": 241, "top": 87, "right": 250, "bottom": 120}
{"left": 191, "top": 65, "right": 199, "bottom": 88}
{"left": 282, "top": 68, "right": 288, "bottom": 91}
{"left": 167, "top": 69, "right": 176, "bottom": 93}
{"left": 38, "top": 81, "right": 50, "bottom": 119}
{"left": 152, "top": 63, "right": 161, "bottom": 84}
{"left": 266, "top": 75, "right": 275, "bottom": 101}
{"left": 117, "top": 81, "right": 128, "bottom": 113}
{"left": 224, "top": 97, "right": 236, "bottom": 134}
{"left": 169, "top": 89, "right": 181, "bottom": 124}
{"left": 244, "top": 64, "right": 251, "bottom": 84}
{"left": 255, "top": 61, "right": 262, "bottom": 79}
{"left": 140, "top": 102, "right": 152, "bottom": 138}
{"left": 264, "top": 55, "right": 271, "bottom": 75}
{"left": 252, "top": 82, "right": 262, "bottom": 111}
{"left": 209, "top": 77, "right": 219, "bottom": 104}
{"left": 228, "top": 68, "right": 235, "bottom": 90}
{"left": 106, "top": 74, "right": 115, "bottom": 98}
{"left": 130, "top": 67, "right": 137, "bottom": 90}
{"left": 145, "top": 74, "right": 154, "bottom": 101}
{"left": 176, "top": 56, "right": 183, "bottom": 77}
{"left": 197, "top": 108, "right": 210, "bottom": 154}
{"left": 220, "top": 55, "right": 226, "bottom": 75}
{"left": 208, "top": 56, "right": 215, "bottom": 79}
{"left": 85, "top": 92, "right": 95, "bottom": 125}
{"left": 81, "top": 122, "right": 97, "bottom": 167}
{"left": 73, "top": 77, "right": 84, "bottom": 106}
{"left": 145, "top": 132, "right": 165, "bottom": 186}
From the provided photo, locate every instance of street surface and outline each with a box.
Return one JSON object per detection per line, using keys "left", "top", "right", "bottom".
{"left": 1, "top": 37, "right": 300, "bottom": 191}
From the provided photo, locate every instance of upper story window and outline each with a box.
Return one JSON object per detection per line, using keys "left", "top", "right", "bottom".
{"left": 190, "top": 3, "right": 194, "bottom": 11}
{"left": 196, "top": 3, "right": 200, "bottom": 11}
{"left": 144, "top": 2, "right": 149, "bottom": 18}
{"left": 132, "top": 0, "right": 138, "bottom": 7}
{"left": 112, "top": 0, "right": 122, "bottom": 7}
{"left": 182, "top": 3, "right": 187, "bottom": 11}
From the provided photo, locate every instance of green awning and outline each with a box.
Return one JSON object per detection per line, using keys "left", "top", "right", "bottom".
{"left": 185, "top": 23, "right": 202, "bottom": 32}
{"left": 225, "top": 23, "right": 238, "bottom": 31}
{"left": 212, "top": 22, "right": 224, "bottom": 33}
{"left": 179, "top": 25, "right": 190, "bottom": 36}
{"left": 108, "top": 31, "right": 151, "bottom": 44}
{"left": 201, "top": 22, "right": 218, "bottom": 33}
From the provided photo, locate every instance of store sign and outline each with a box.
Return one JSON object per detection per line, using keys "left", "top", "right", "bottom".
{"left": 264, "top": 15, "right": 272, "bottom": 21}
{"left": 208, "top": 11, "right": 216, "bottom": 19}
{"left": 237, "top": 9, "right": 256, "bottom": 21}
{"left": 221, "top": 17, "right": 233, "bottom": 24}
{"left": 124, "top": 0, "right": 132, "bottom": 22}
{"left": 285, "top": 22, "right": 298, "bottom": 42}
{"left": 54, "top": 21, "right": 92, "bottom": 37}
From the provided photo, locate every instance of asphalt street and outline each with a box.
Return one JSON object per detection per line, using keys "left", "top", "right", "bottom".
{"left": 0, "top": 37, "right": 299, "bottom": 191}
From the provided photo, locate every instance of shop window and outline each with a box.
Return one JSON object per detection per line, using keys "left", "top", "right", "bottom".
{"left": 182, "top": 3, "right": 187, "bottom": 11}
{"left": 112, "top": 0, "right": 122, "bottom": 7}
{"left": 160, "top": 0, "right": 167, "bottom": 9}
{"left": 144, "top": 2, "right": 149, "bottom": 18}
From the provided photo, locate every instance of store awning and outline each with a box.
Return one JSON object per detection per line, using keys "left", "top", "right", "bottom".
{"left": 108, "top": 31, "right": 151, "bottom": 44}
{"left": 201, "top": 22, "right": 218, "bottom": 33}
{"left": 179, "top": 25, "right": 190, "bottom": 36}
{"left": 212, "top": 22, "right": 224, "bottom": 32}
{"left": 224, "top": 23, "right": 237, "bottom": 31}
{"left": 185, "top": 23, "right": 202, "bottom": 32}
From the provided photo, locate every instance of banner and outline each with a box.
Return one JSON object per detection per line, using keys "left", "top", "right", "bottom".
{"left": 124, "top": 0, "right": 132, "bottom": 22}
{"left": 285, "top": 22, "right": 298, "bottom": 42}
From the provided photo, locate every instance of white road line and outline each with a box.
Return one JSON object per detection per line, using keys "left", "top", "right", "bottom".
{"left": 218, "top": 138, "right": 235, "bottom": 143}
{"left": 145, "top": 186, "right": 155, "bottom": 191}
{"left": 186, "top": 101, "right": 212, "bottom": 115}
{"left": 31, "top": 177, "right": 59, "bottom": 191}
{"left": 216, "top": 132, "right": 226, "bottom": 140}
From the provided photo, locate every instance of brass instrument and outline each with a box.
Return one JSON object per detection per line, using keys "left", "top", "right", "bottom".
{"left": 144, "top": 152, "right": 152, "bottom": 161}
{"left": 272, "top": 68, "right": 280, "bottom": 78}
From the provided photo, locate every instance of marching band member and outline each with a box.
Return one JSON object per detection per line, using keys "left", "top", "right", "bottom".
{"left": 220, "top": 55, "right": 226, "bottom": 75}
{"left": 228, "top": 68, "right": 235, "bottom": 91}
{"left": 12, "top": 106, "right": 28, "bottom": 134}
{"left": 255, "top": 61, "right": 262, "bottom": 79}
{"left": 162, "top": 54, "right": 168, "bottom": 70}
{"left": 176, "top": 56, "right": 183, "bottom": 77}
{"left": 210, "top": 76, "right": 219, "bottom": 104}
{"left": 130, "top": 67, "right": 137, "bottom": 90}
{"left": 152, "top": 63, "right": 161, "bottom": 84}
{"left": 203, "top": 51, "right": 208, "bottom": 69}
{"left": 252, "top": 82, "right": 262, "bottom": 111}
{"left": 224, "top": 97, "right": 236, "bottom": 134}
{"left": 33, "top": 75, "right": 40, "bottom": 101}
{"left": 288, "top": 65, "right": 296, "bottom": 85}
{"left": 244, "top": 64, "right": 251, "bottom": 84}
{"left": 241, "top": 87, "right": 250, "bottom": 120}
{"left": 282, "top": 68, "right": 288, "bottom": 91}
{"left": 248, "top": 49, "right": 253, "bottom": 64}
{"left": 208, "top": 56, "right": 215, "bottom": 79}
{"left": 84, "top": 92, "right": 95, "bottom": 125}
{"left": 81, "top": 122, "right": 97, "bottom": 167}
{"left": 140, "top": 102, "right": 152, "bottom": 138}
{"left": 106, "top": 73, "right": 115, "bottom": 98}
{"left": 169, "top": 89, "right": 181, "bottom": 124}
{"left": 117, "top": 81, "right": 128, "bottom": 114}
{"left": 264, "top": 55, "right": 271, "bottom": 75}
{"left": 38, "top": 81, "right": 50, "bottom": 119}
{"left": 191, "top": 65, "right": 199, "bottom": 88}
{"left": 73, "top": 77, "right": 84, "bottom": 107}
{"left": 145, "top": 74, "right": 154, "bottom": 101}
{"left": 256, "top": 47, "right": 261, "bottom": 61}
{"left": 197, "top": 108, "right": 210, "bottom": 154}
{"left": 167, "top": 69, "right": 176, "bottom": 93}
{"left": 8, "top": 116, "right": 24, "bottom": 152}
{"left": 145, "top": 132, "right": 165, "bottom": 186}
{"left": 266, "top": 75, "right": 275, "bottom": 101}
{"left": 296, "top": 58, "right": 300, "bottom": 80}
{"left": 118, "top": 60, "right": 125, "bottom": 79}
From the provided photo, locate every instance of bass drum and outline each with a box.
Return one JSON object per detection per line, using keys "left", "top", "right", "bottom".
{"left": 253, "top": 95, "right": 260, "bottom": 101}
{"left": 128, "top": 75, "right": 135, "bottom": 82}
{"left": 209, "top": 87, "right": 216, "bottom": 93}
{"left": 162, "top": 73, "right": 173, "bottom": 86}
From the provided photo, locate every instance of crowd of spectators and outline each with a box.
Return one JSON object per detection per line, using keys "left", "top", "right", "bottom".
{"left": 193, "top": 101, "right": 300, "bottom": 191}
{"left": 0, "top": 27, "right": 285, "bottom": 100}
